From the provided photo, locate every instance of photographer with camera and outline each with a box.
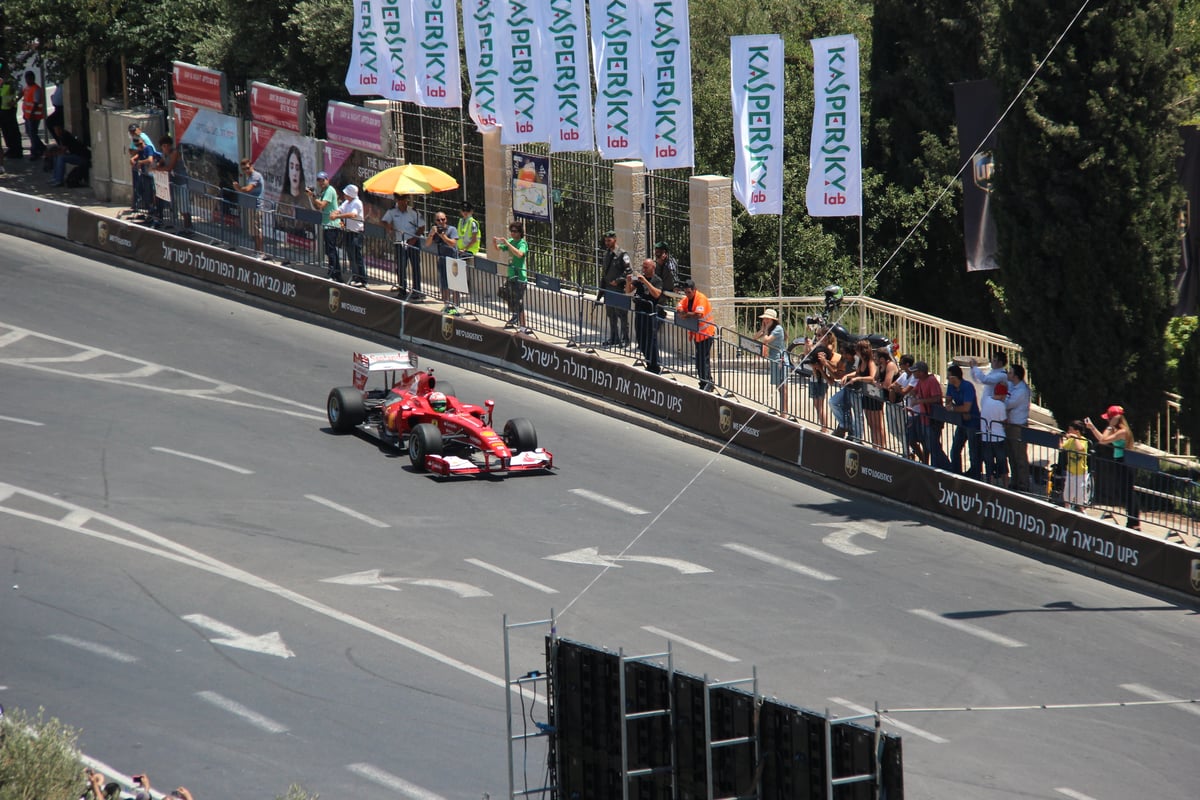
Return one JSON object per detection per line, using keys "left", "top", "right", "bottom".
{"left": 425, "top": 210, "right": 460, "bottom": 312}
{"left": 627, "top": 258, "right": 664, "bottom": 374}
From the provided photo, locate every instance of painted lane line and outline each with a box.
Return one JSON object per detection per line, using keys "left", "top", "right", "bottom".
{"left": 642, "top": 625, "right": 739, "bottom": 662}
{"left": 1120, "top": 683, "right": 1200, "bottom": 717}
{"left": 0, "top": 328, "right": 31, "bottom": 348}
{"left": 722, "top": 542, "right": 839, "bottom": 581}
{"left": 304, "top": 494, "right": 390, "bottom": 528}
{"left": 152, "top": 446, "right": 254, "bottom": 475}
{"left": 0, "top": 414, "right": 44, "bottom": 426}
{"left": 195, "top": 691, "right": 288, "bottom": 733}
{"left": 47, "top": 635, "right": 138, "bottom": 664}
{"left": 346, "top": 763, "right": 447, "bottom": 800}
{"left": 569, "top": 488, "right": 650, "bottom": 515}
{"left": 466, "top": 558, "right": 558, "bottom": 594}
{"left": 828, "top": 696, "right": 948, "bottom": 744}
{"left": 909, "top": 609, "right": 1026, "bottom": 648}
{"left": 1055, "top": 789, "right": 1100, "bottom": 800}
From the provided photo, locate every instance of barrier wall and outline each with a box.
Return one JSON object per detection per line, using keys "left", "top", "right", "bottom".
{"left": 37, "top": 206, "right": 1200, "bottom": 600}
{"left": 0, "top": 189, "right": 72, "bottom": 238}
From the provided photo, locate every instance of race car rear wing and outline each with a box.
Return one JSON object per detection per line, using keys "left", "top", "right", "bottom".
{"left": 353, "top": 351, "right": 418, "bottom": 389}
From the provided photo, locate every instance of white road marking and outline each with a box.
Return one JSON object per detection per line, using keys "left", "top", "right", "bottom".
{"left": 195, "top": 690, "right": 288, "bottom": 733}
{"left": 0, "top": 415, "right": 44, "bottom": 426}
{"left": 151, "top": 446, "right": 254, "bottom": 475}
{"left": 828, "top": 696, "right": 949, "bottom": 744}
{"left": 722, "top": 542, "right": 839, "bottom": 581}
{"left": 321, "top": 570, "right": 491, "bottom": 598}
{"left": 569, "top": 487, "right": 650, "bottom": 515}
{"left": 466, "top": 558, "right": 558, "bottom": 594}
{"left": 641, "top": 625, "right": 739, "bottom": 662}
{"left": 1055, "top": 789, "right": 1100, "bottom": 800}
{"left": 0, "top": 328, "right": 30, "bottom": 347}
{"left": 909, "top": 609, "right": 1027, "bottom": 648}
{"left": 1120, "top": 683, "right": 1200, "bottom": 717}
{"left": 0, "top": 481, "right": 513, "bottom": 693}
{"left": 304, "top": 494, "right": 390, "bottom": 528}
{"left": 182, "top": 613, "right": 295, "bottom": 658}
{"left": 546, "top": 546, "right": 711, "bottom": 574}
{"left": 814, "top": 521, "right": 888, "bottom": 556}
{"left": 346, "top": 763, "right": 447, "bottom": 800}
{"left": 47, "top": 635, "right": 138, "bottom": 664}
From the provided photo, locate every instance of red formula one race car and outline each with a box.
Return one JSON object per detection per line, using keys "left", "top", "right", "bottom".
{"left": 326, "top": 351, "right": 554, "bottom": 477}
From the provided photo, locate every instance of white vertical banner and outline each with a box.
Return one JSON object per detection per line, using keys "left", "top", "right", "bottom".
{"left": 345, "top": 0, "right": 385, "bottom": 95}
{"left": 379, "top": 0, "right": 417, "bottom": 102}
{"left": 590, "top": 0, "right": 642, "bottom": 160}
{"left": 637, "top": 0, "right": 694, "bottom": 170}
{"left": 412, "top": 0, "right": 463, "bottom": 107}
{"left": 548, "top": 0, "right": 595, "bottom": 151}
{"left": 496, "top": 0, "right": 552, "bottom": 144}
{"left": 463, "top": 0, "right": 500, "bottom": 131}
{"left": 731, "top": 35, "right": 784, "bottom": 215}
{"left": 806, "top": 34, "right": 862, "bottom": 216}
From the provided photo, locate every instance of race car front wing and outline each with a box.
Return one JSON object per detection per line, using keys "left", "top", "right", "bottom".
{"left": 425, "top": 449, "right": 554, "bottom": 476}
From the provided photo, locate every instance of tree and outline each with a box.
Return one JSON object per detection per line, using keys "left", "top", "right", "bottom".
{"left": 1178, "top": 321, "right": 1200, "bottom": 448}
{"left": 990, "top": 1, "right": 1188, "bottom": 429}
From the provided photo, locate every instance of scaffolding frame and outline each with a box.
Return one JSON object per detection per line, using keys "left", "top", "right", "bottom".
{"left": 618, "top": 644, "right": 677, "bottom": 800}
{"left": 503, "top": 612, "right": 557, "bottom": 800}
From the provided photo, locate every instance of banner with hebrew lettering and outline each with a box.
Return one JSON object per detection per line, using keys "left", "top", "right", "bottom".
{"left": 731, "top": 35, "right": 784, "bottom": 215}
{"left": 806, "top": 34, "right": 862, "bottom": 216}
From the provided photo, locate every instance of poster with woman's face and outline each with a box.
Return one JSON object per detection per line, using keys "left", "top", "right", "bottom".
{"left": 250, "top": 124, "right": 319, "bottom": 238}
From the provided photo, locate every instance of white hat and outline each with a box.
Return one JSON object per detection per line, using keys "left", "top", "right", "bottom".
{"left": 344, "top": 184, "right": 359, "bottom": 199}
{"left": 759, "top": 308, "right": 779, "bottom": 320}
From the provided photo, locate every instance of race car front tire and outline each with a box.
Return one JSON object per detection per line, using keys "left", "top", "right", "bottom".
{"left": 328, "top": 387, "right": 367, "bottom": 433}
{"left": 503, "top": 417, "right": 537, "bottom": 453}
{"left": 408, "top": 423, "right": 443, "bottom": 471}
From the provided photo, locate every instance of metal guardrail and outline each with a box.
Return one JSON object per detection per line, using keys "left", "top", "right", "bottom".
{"left": 150, "top": 183, "right": 1197, "bottom": 538}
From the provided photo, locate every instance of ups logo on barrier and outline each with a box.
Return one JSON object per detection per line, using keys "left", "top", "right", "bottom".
{"left": 328, "top": 287, "right": 341, "bottom": 315}
{"left": 441, "top": 314, "right": 455, "bottom": 342}
{"left": 717, "top": 406, "right": 732, "bottom": 436}
{"left": 844, "top": 449, "right": 860, "bottom": 479}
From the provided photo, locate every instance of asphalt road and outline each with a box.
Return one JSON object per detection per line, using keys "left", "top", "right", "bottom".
{"left": 1, "top": 232, "right": 1198, "bottom": 800}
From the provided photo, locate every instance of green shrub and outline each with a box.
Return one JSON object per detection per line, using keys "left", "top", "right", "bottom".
{"left": 275, "top": 785, "right": 319, "bottom": 800}
{"left": 0, "top": 707, "right": 85, "bottom": 800}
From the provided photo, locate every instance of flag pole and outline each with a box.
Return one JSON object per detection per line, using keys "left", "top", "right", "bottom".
{"left": 777, "top": 212, "right": 784, "bottom": 301}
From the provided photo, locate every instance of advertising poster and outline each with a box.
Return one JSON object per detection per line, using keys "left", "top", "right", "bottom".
{"left": 249, "top": 123, "right": 319, "bottom": 244}
{"left": 511, "top": 151, "right": 550, "bottom": 223}
{"left": 324, "top": 144, "right": 404, "bottom": 272}
{"left": 173, "top": 102, "right": 240, "bottom": 216}
{"left": 806, "top": 34, "right": 862, "bottom": 217}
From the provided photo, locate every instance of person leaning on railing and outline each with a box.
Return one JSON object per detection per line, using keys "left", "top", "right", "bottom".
{"left": 307, "top": 171, "right": 341, "bottom": 281}
{"left": 1085, "top": 405, "right": 1140, "bottom": 531}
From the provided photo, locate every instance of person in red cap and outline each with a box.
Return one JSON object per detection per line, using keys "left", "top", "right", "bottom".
{"left": 1085, "top": 405, "right": 1139, "bottom": 530}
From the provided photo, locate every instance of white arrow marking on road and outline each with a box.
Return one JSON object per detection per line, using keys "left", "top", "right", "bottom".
{"left": 195, "top": 690, "right": 288, "bottom": 733}
{"left": 909, "top": 609, "right": 1026, "bottom": 648}
{"left": 182, "top": 613, "right": 295, "bottom": 658}
{"left": 569, "top": 488, "right": 650, "bottom": 515}
{"left": 828, "top": 697, "right": 948, "bottom": 744}
{"left": 320, "top": 569, "right": 491, "bottom": 598}
{"left": 346, "top": 763, "right": 447, "bottom": 800}
{"left": 545, "top": 547, "right": 711, "bottom": 575}
{"left": 48, "top": 635, "right": 139, "bottom": 664}
{"left": 722, "top": 543, "right": 839, "bottom": 581}
{"left": 152, "top": 446, "right": 255, "bottom": 475}
{"left": 815, "top": 521, "right": 889, "bottom": 556}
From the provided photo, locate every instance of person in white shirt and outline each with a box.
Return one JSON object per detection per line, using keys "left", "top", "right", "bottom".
{"left": 381, "top": 194, "right": 424, "bottom": 298}
{"left": 970, "top": 350, "right": 1009, "bottom": 387}
{"left": 1005, "top": 363, "right": 1031, "bottom": 490}
{"left": 330, "top": 184, "right": 366, "bottom": 287}
{"left": 980, "top": 382, "right": 1009, "bottom": 486}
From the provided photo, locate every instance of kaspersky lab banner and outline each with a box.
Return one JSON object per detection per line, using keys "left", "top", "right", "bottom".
{"left": 731, "top": 35, "right": 784, "bottom": 215}
{"left": 806, "top": 34, "right": 862, "bottom": 217}
{"left": 547, "top": 0, "right": 594, "bottom": 151}
{"left": 379, "top": 0, "right": 417, "bottom": 103}
{"left": 463, "top": 0, "right": 500, "bottom": 132}
{"left": 590, "top": 0, "right": 642, "bottom": 160}
{"left": 495, "top": 0, "right": 552, "bottom": 145}
{"left": 637, "top": 0, "right": 694, "bottom": 169}
{"left": 412, "top": 0, "right": 462, "bottom": 108}
{"left": 346, "top": 0, "right": 384, "bottom": 95}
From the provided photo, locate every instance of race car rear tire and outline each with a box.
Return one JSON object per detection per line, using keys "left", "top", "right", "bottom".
{"left": 328, "top": 387, "right": 366, "bottom": 433}
{"left": 503, "top": 418, "right": 537, "bottom": 453}
{"left": 431, "top": 379, "right": 456, "bottom": 399}
{"left": 408, "top": 423, "right": 443, "bottom": 471}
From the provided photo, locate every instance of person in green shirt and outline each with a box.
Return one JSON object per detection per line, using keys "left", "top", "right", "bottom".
{"left": 494, "top": 220, "right": 529, "bottom": 330}
{"left": 307, "top": 171, "right": 341, "bottom": 280}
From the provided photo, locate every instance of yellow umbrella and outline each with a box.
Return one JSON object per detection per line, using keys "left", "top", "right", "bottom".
{"left": 363, "top": 164, "right": 460, "bottom": 196}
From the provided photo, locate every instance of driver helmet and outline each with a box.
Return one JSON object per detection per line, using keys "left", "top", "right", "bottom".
{"left": 428, "top": 391, "right": 447, "bottom": 413}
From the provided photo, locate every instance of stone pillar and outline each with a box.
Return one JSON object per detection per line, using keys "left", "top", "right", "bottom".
{"left": 689, "top": 174, "right": 735, "bottom": 329}
{"left": 613, "top": 160, "right": 647, "bottom": 258}
{"left": 482, "top": 127, "right": 511, "bottom": 262}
